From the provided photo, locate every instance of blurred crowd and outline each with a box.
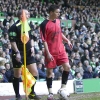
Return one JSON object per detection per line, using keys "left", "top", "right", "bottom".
{"left": 0, "top": 0, "right": 100, "bottom": 82}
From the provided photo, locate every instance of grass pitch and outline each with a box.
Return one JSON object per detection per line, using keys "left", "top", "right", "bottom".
{"left": 6, "top": 92, "right": 100, "bottom": 100}
{"left": 80, "top": 97, "right": 100, "bottom": 100}
{"left": 69, "top": 92, "right": 100, "bottom": 100}
{"left": 40, "top": 92, "right": 100, "bottom": 100}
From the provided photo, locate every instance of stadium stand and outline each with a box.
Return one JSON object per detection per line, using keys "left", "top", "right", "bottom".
{"left": 0, "top": 0, "right": 100, "bottom": 83}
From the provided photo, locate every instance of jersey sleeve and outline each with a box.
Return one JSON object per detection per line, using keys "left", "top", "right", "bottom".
{"left": 40, "top": 23, "right": 46, "bottom": 42}
{"left": 40, "top": 20, "right": 49, "bottom": 42}
{"left": 8, "top": 25, "right": 17, "bottom": 42}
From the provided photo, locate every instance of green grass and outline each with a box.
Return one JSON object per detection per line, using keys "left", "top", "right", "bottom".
{"left": 69, "top": 92, "right": 100, "bottom": 100}
{"left": 8, "top": 93, "right": 100, "bottom": 100}
{"left": 10, "top": 92, "right": 100, "bottom": 100}
{"left": 80, "top": 97, "right": 100, "bottom": 100}
{"left": 38, "top": 93, "right": 100, "bottom": 100}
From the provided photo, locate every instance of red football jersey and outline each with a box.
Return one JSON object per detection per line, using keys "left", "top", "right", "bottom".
{"left": 40, "top": 19, "right": 65, "bottom": 55}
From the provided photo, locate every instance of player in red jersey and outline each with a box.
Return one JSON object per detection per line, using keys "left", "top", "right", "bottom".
{"left": 40, "top": 5, "right": 72, "bottom": 100}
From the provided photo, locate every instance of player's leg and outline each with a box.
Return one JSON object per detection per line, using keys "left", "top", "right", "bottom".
{"left": 27, "top": 56, "right": 41, "bottom": 100}
{"left": 45, "top": 58, "right": 56, "bottom": 100}
{"left": 13, "top": 68, "right": 22, "bottom": 100}
{"left": 46, "top": 68, "right": 54, "bottom": 100}
{"left": 61, "top": 63, "right": 70, "bottom": 89}
{"left": 12, "top": 54, "right": 22, "bottom": 100}
{"left": 57, "top": 63, "right": 70, "bottom": 100}
{"left": 57, "top": 52, "right": 70, "bottom": 89}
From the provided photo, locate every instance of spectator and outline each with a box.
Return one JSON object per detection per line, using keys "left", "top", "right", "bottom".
{"left": 76, "top": 61, "right": 84, "bottom": 76}
{"left": 89, "top": 56, "right": 96, "bottom": 71}
{"left": 70, "top": 65, "right": 76, "bottom": 77}
{"left": 74, "top": 72, "right": 82, "bottom": 80}
{"left": 95, "top": 62, "right": 100, "bottom": 77}
{"left": 5, "top": 62, "right": 13, "bottom": 82}
{"left": 37, "top": 62, "right": 46, "bottom": 80}
{"left": 83, "top": 66, "right": 94, "bottom": 79}
{"left": 83, "top": 60, "right": 91, "bottom": 72}
{"left": 5, "top": 48, "right": 11, "bottom": 60}
{"left": 35, "top": 53, "right": 41, "bottom": 63}
{"left": 0, "top": 65, "right": 6, "bottom": 74}
{"left": 3, "top": 15, "right": 10, "bottom": 26}
{"left": 95, "top": 21, "right": 100, "bottom": 33}
{"left": 69, "top": 52, "right": 75, "bottom": 67}
{"left": 73, "top": 53, "right": 81, "bottom": 66}
{"left": 0, "top": 66, "right": 8, "bottom": 82}
{"left": 81, "top": 49, "right": 90, "bottom": 63}
{"left": 0, "top": 72, "right": 8, "bottom": 82}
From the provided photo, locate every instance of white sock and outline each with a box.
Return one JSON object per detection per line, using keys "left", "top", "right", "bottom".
{"left": 61, "top": 84, "right": 66, "bottom": 89}
{"left": 48, "top": 88, "right": 53, "bottom": 94}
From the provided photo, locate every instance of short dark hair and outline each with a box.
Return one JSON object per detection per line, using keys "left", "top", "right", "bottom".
{"left": 75, "top": 72, "right": 80, "bottom": 77}
{"left": 48, "top": 5, "right": 59, "bottom": 13}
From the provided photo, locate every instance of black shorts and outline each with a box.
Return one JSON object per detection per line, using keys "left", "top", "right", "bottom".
{"left": 12, "top": 49, "right": 36, "bottom": 68}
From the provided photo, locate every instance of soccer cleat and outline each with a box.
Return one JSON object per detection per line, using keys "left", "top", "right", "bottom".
{"left": 16, "top": 94, "right": 22, "bottom": 100}
{"left": 47, "top": 93, "right": 54, "bottom": 100}
{"left": 28, "top": 93, "right": 41, "bottom": 100}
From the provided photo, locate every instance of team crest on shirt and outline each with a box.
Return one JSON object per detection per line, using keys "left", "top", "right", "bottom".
{"left": 9, "top": 32, "right": 17, "bottom": 36}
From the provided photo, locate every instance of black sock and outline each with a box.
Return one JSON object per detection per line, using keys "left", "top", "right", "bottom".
{"left": 46, "top": 77, "right": 53, "bottom": 94}
{"left": 12, "top": 77, "right": 20, "bottom": 97}
{"left": 46, "top": 77, "right": 52, "bottom": 89}
{"left": 30, "top": 76, "right": 37, "bottom": 94}
{"left": 62, "top": 71, "right": 69, "bottom": 85}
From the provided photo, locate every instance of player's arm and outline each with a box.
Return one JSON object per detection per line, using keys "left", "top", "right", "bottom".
{"left": 10, "top": 42, "right": 19, "bottom": 53}
{"left": 9, "top": 25, "right": 21, "bottom": 62}
{"left": 43, "top": 41, "right": 50, "bottom": 55}
{"left": 62, "top": 34, "right": 73, "bottom": 50}
{"left": 39, "top": 22, "right": 50, "bottom": 54}
{"left": 43, "top": 41, "right": 54, "bottom": 61}
{"left": 62, "top": 34, "right": 70, "bottom": 43}
{"left": 39, "top": 23, "right": 50, "bottom": 55}
{"left": 40, "top": 23, "right": 54, "bottom": 61}
{"left": 9, "top": 25, "right": 19, "bottom": 53}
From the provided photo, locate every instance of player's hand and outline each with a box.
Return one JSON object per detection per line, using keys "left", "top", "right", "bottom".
{"left": 16, "top": 53, "right": 21, "bottom": 62}
{"left": 31, "top": 46, "right": 35, "bottom": 56}
{"left": 47, "top": 53, "right": 54, "bottom": 62}
{"left": 67, "top": 41, "right": 73, "bottom": 50}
